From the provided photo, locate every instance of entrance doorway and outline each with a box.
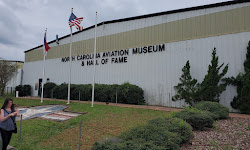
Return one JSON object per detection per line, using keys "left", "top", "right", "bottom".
{"left": 38, "top": 78, "right": 42, "bottom": 96}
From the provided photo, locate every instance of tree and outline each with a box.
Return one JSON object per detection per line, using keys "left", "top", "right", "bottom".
{"left": 173, "top": 48, "right": 229, "bottom": 105}
{"left": 196, "top": 48, "right": 228, "bottom": 102}
{"left": 172, "top": 60, "right": 198, "bottom": 106}
{"left": 0, "top": 58, "right": 17, "bottom": 95}
{"left": 228, "top": 41, "right": 250, "bottom": 114}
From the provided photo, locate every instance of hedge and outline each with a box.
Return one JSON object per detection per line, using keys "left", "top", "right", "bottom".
{"left": 51, "top": 83, "right": 68, "bottom": 99}
{"left": 173, "top": 107, "right": 214, "bottom": 130}
{"left": 15, "top": 85, "right": 31, "bottom": 97}
{"left": 194, "top": 101, "right": 229, "bottom": 120}
{"left": 119, "top": 125, "right": 181, "bottom": 149}
{"left": 47, "top": 82, "right": 144, "bottom": 105}
{"left": 117, "top": 82, "right": 144, "bottom": 104}
{"left": 44, "top": 82, "right": 57, "bottom": 98}
{"left": 71, "top": 84, "right": 92, "bottom": 101}
{"left": 92, "top": 139, "right": 166, "bottom": 150}
{"left": 147, "top": 117, "right": 193, "bottom": 143}
{"left": 92, "top": 117, "right": 193, "bottom": 150}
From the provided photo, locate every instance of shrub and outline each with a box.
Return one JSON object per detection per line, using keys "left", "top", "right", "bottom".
{"left": 71, "top": 84, "right": 92, "bottom": 101}
{"left": 148, "top": 117, "right": 193, "bottom": 143}
{"left": 121, "top": 124, "right": 182, "bottom": 149}
{"left": 94, "top": 84, "right": 112, "bottom": 102}
{"left": 108, "top": 84, "right": 119, "bottom": 103}
{"left": 69, "top": 84, "right": 78, "bottom": 100}
{"left": 15, "top": 85, "right": 23, "bottom": 96}
{"left": 92, "top": 117, "right": 193, "bottom": 150}
{"left": 44, "top": 82, "right": 56, "bottom": 98}
{"left": 92, "top": 139, "right": 166, "bottom": 150}
{"left": 173, "top": 108, "right": 214, "bottom": 130}
{"left": 225, "top": 41, "right": 250, "bottom": 114}
{"left": 52, "top": 83, "right": 68, "bottom": 99}
{"left": 23, "top": 85, "right": 31, "bottom": 96}
{"left": 92, "top": 137, "right": 122, "bottom": 150}
{"left": 195, "top": 48, "right": 228, "bottom": 102}
{"left": 173, "top": 48, "right": 229, "bottom": 105}
{"left": 194, "top": 101, "right": 229, "bottom": 120}
{"left": 117, "top": 82, "right": 145, "bottom": 105}
{"left": 51, "top": 82, "right": 144, "bottom": 105}
{"left": 172, "top": 60, "right": 199, "bottom": 106}
{"left": 15, "top": 85, "right": 31, "bottom": 97}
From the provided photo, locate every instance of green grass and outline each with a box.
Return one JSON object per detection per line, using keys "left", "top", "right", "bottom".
{"left": 0, "top": 97, "right": 169, "bottom": 150}
{"left": 236, "top": 132, "right": 245, "bottom": 135}
{"left": 222, "top": 145, "right": 234, "bottom": 150}
{"left": 209, "top": 140, "right": 219, "bottom": 149}
{"left": 246, "top": 126, "right": 250, "bottom": 130}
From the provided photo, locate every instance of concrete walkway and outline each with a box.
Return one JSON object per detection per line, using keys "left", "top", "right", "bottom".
{"left": 16, "top": 97, "right": 250, "bottom": 119}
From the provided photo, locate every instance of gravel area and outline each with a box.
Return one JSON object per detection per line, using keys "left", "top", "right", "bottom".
{"left": 181, "top": 117, "right": 250, "bottom": 150}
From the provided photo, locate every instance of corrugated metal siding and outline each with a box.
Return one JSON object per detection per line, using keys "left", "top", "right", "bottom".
{"left": 23, "top": 31, "right": 250, "bottom": 111}
{"left": 23, "top": 2, "right": 250, "bottom": 111}
{"left": 25, "top": 5, "right": 250, "bottom": 62}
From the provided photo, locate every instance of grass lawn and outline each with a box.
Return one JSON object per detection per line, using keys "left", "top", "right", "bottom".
{"left": 0, "top": 97, "right": 169, "bottom": 150}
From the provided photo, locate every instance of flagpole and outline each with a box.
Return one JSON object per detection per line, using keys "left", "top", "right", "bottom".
{"left": 41, "top": 52, "right": 46, "bottom": 103}
{"left": 41, "top": 28, "right": 47, "bottom": 103}
{"left": 91, "top": 12, "right": 97, "bottom": 107}
{"left": 67, "top": 8, "right": 73, "bottom": 104}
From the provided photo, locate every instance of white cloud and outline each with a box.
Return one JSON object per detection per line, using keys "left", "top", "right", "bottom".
{"left": 0, "top": 43, "right": 25, "bottom": 61}
{"left": 0, "top": 0, "right": 230, "bottom": 61}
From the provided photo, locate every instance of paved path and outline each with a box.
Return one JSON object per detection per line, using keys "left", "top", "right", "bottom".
{"left": 16, "top": 97, "right": 250, "bottom": 119}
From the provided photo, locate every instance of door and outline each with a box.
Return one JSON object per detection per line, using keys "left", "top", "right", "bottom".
{"left": 38, "top": 78, "right": 42, "bottom": 96}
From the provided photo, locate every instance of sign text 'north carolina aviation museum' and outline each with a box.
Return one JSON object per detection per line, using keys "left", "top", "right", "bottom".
{"left": 61, "top": 44, "right": 165, "bottom": 66}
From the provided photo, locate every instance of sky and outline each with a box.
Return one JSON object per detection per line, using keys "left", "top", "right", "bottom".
{"left": 0, "top": 0, "right": 230, "bottom": 61}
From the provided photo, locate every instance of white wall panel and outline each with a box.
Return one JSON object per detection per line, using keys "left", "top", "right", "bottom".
{"left": 23, "top": 32, "right": 250, "bottom": 111}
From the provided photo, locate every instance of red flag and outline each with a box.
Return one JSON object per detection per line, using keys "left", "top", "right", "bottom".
{"left": 44, "top": 30, "right": 50, "bottom": 53}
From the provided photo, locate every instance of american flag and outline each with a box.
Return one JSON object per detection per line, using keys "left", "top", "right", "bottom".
{"left": 68, "top": 12, "right": 83, "bottom": 31}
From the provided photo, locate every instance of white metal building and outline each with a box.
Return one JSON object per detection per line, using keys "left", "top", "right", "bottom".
{"left": 23, "top": 0, "right": 250, "bottom": 111}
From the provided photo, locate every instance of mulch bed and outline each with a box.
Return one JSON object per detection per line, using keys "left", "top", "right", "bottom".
{"left": 181, "top": 117, "right": 250, "bottom": 150}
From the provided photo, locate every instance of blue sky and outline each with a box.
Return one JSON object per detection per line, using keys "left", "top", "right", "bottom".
{"left": 0, "top": 0, "right": 229, "bottom": 61}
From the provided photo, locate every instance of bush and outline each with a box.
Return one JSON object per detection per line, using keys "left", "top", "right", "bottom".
{"left": 194, "top": 101, "right": 229, "bottom": 120}
{"left": 108, "top": 84, "right": 119, "bottom": 103}
{"left": 15, "top": 85, "right": 31, "bottom": 97}
{"left": 52, "top": 83, "right": 68, "bottom": 99}
{"left": 226, "top": 41, "right": 250, "bottom": 114}
{"left": 92, "top": 117, "right": 193, "bottom": 150}
{"left": 94, "top": 84, "right": 112, "bottom": 102}
{"left": 117, "top": 82, "right": 145, "bottom": 104}
{"left": 50, "top": 82, "right": 144, "bottom": 105}
{"left": 173, "top": 108, "right": 214, "bottom": 130}
{"left": 91, "top": 137, "right": 122, "bottom": 150}
{"left": 44, "top": 82, "right": 57, "bottom": 98}
{"left": 71, "top": 84, "right": 92, "bottom": 101}
{"left": 120, "top": 124, "right": 182, "bottom": 149}
{"left": 15, "top": 85, "right": 23, "bottom": 96}
{"left": 92, "top": 139, "right": 166, "bottom": 150}
{"left": 23, "top": 85, "right": 31, "bottom": 96}
{"left": 148, "top": 117, "right": 193, "bottom": 143}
